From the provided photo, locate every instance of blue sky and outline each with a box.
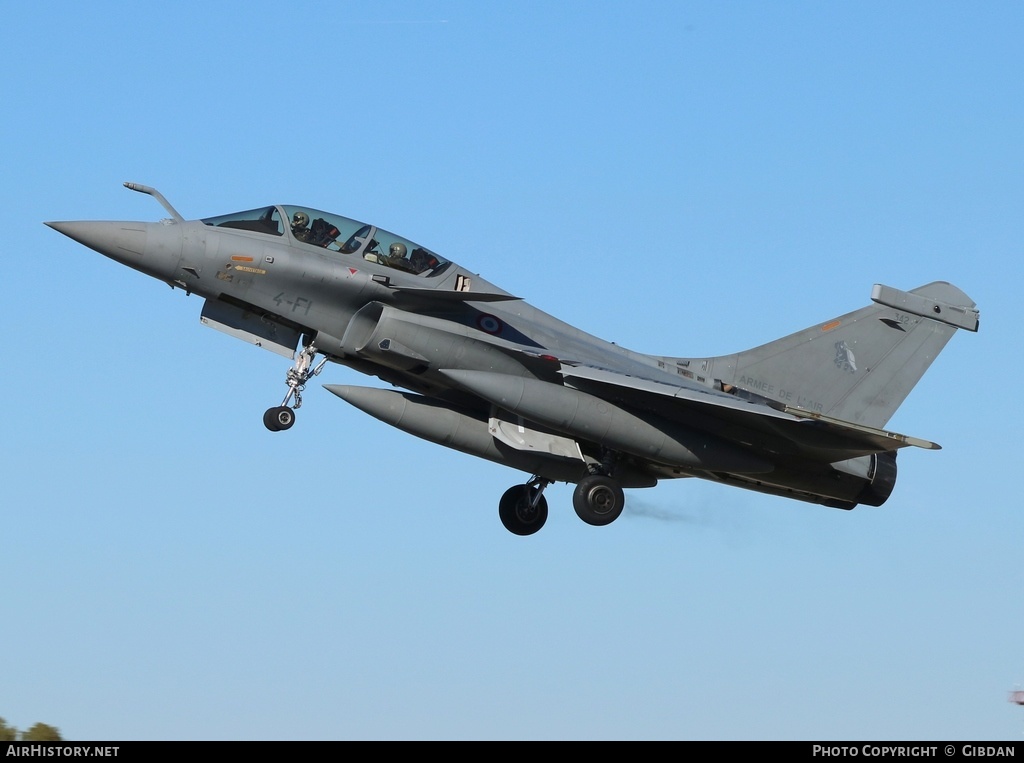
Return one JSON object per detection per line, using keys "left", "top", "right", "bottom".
{"left": 2, "top": 0, "right": 1022, "bottom": 741}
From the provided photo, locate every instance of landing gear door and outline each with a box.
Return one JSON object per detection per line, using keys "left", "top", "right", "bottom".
{"left": 489, "top": 409, "right": 584, "bottom": 461}
{"left": 200, "top": 298, "right": 301, "bottom": 359}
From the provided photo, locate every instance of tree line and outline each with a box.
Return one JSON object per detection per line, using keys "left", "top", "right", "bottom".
{"left": 0, "top": 717, "right": 63, "bottom": 741}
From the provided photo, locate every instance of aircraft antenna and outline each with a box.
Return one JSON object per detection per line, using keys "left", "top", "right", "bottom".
{"left": 123, "top": 182, "right": 185, "bottom": 222}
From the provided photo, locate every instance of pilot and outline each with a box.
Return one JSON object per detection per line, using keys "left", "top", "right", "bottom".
{"left": 291, "top": 211, "right": 313, "bottom": 243}
{"left": 383, "top": 242, "right": 415, "bottom": 271}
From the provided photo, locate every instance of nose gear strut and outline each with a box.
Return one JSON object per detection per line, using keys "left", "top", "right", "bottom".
{"left": 263, "top": 344, "right": 328, "bottom": 431}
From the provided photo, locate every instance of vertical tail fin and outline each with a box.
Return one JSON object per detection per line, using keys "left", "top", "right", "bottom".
{"left": 702, "top": 282, "right": 978, "bottom": 428}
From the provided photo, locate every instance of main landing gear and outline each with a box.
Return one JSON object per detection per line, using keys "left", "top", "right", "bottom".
{"left": 499, "top": 477, "right": 550, "bottom": 536}
{"left": 499, "top": 455, "right": 627, "bottom": 535}
{"left": 264, "top": 345, "right": 328, "bottom": 432}
{"left": 572, "top": 473, "right": 625, "bottom": 526}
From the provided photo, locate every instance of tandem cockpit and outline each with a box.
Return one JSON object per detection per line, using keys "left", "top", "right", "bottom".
{"left": 201, "top": 205, "right": 451, "bottom": 277}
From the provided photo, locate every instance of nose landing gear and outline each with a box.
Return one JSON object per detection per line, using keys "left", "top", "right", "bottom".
{"left": 263, "top": 406, "right": 295, "bottom": 431}
{"left": 264, "top": 344, "right": 328, "bottom": 431}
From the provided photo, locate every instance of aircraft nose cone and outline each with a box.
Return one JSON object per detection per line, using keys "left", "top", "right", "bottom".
{"left": 45, "top": 220, "right": 147, "bottom": 264}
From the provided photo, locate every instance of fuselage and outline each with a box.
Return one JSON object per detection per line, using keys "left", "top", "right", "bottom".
{"left": 47, "top": 206, "right": 702, "bottom": 400}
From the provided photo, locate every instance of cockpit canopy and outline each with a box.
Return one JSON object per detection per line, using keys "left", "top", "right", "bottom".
{"left": 201, "top": 205, "right": 450, "bottom": 277}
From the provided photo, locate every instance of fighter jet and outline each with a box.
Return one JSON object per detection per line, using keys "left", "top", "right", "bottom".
{"left": 46, "top": 182, "right": 980, "bottom": 535}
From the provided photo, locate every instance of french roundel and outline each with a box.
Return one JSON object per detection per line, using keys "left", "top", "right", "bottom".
{"left": 476, "top": 313, "right": 504, "bottom": 335}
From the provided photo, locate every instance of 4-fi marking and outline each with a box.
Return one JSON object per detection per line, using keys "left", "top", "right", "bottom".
{"left": 273, "top": 292, "right": 313, "bottom": 315}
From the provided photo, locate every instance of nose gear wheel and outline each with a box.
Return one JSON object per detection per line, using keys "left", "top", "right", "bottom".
{"left": 263, "top": 344, "right": 328, "bottom": 431}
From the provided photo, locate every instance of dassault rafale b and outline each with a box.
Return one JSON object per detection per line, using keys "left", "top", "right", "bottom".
{"left": 46, "top": 183, "right": 980, "bottom": 535}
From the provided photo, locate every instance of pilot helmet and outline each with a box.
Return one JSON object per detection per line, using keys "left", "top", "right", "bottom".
{"left": 292, "top": 211, "right": 309, "bottom": 229}
{"left": 389, "top": 242, "right": 407, "bottom": 259}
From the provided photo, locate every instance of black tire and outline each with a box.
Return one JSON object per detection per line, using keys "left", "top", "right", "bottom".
{"left": 263, "top": 408, "right": 281, "bottom": 431}
{"left": 498, "top": 485, "right": 548, "bottom": 536}
{"left": 573, "top": 474, "right": 624, "bottom": 526}
{"left": 264, "top": 406, "right": 295, "bottom": 432}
